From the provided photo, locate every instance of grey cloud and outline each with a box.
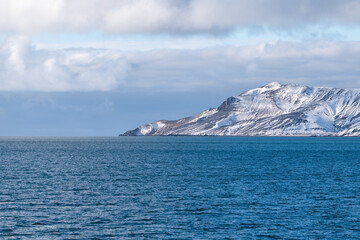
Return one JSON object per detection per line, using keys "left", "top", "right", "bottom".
{"left": 121, "top": 41, "right": 360, "bottom": 91}
{"left": 0, "top": 0, "right": 360, "bottom": 35}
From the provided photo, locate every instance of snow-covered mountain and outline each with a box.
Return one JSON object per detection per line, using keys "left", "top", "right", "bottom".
{"left": 121, "top": 82, "right": 360, "bottom": 136}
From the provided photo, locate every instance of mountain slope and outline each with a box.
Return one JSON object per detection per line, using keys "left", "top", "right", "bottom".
{"left": 121, "top": 82, "right": 360, "bottom": 136}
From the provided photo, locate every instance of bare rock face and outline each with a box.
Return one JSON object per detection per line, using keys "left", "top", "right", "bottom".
{"left": 121, "top": 82, "right": 360, "bottom": 136}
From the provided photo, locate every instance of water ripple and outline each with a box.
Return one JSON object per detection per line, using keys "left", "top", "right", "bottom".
{"left": 0, "top": 136, "right": 359, "bottom": 239}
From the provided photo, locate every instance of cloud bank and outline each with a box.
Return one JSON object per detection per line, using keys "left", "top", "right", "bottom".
{"left": 0, "top": 36, "right": 129, "bottom": 91}
{"left": 1, "top": 36, "right": 360, "bottom": 91}
{"left": 0, "top": 0, "right": 360, "bottom": 35}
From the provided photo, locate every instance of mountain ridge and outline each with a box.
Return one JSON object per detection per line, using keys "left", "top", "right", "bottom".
{"left": 121, "top": 82, "right": 360, "bottom": 136}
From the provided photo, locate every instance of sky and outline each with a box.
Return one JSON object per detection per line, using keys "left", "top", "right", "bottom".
{"left": 1, "top": 0, "right": 360, "bottom": 136}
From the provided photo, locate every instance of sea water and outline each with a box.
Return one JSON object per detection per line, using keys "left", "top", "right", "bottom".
{"left": 0, "top": 136, "right": 359, "bottom": 239}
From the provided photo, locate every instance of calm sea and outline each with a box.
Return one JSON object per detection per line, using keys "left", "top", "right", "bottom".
{"left": 0, "top": 136, "right": 359, "bottom": 239}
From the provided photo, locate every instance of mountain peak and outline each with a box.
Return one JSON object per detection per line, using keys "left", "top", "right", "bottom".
{"left": 121, "top": 83, "right": 360, "bottom": 136}
{"left": 262, "top": 81, "right": 282, "bottom": 89}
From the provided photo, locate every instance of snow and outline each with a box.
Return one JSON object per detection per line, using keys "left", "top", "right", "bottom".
{"left": 263, "top": 81, "right": 282, "bottom": 90}
{"left": 188, "top": 108, "right": 218, "bottom": 123}
{"left": 152, "top": 121, "right": 166, "bottom": 129}
{"left": 137, "top": 121, "right": 167, "bottom": 135}
{"left": 139, "top": 125, "right": 153, "bottom": 135}
{"left": 126, "top": 82, "right": 360, "bottom": 136}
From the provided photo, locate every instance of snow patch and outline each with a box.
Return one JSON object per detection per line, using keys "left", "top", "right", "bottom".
{"left": 138, "top": 121, "right": 166, "bottom": 135}
{"left": 262, "top": 81, "right": 282, "bottom": 90}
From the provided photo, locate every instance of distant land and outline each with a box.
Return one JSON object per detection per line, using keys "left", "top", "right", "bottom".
{"left": 121, "top": 82, "right": 360, "bottom": 136}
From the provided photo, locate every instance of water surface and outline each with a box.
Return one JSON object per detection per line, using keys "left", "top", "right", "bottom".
{"left": 0, "top": 137, "right": 359, "bottom": 239}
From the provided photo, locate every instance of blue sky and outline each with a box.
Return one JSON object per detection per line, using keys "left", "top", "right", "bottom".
{"left": 1, "top": 0, "right": 360, "bottom": 135}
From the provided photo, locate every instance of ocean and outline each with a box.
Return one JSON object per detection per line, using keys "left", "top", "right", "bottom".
{"left": 0, "top": 136, "right": 359, "bottom": 239}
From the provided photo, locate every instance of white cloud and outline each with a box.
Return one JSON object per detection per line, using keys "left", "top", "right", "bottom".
{"left": 3, "top": 35, "right": 31, "bottom": 72}
{"left": 0, "top": 36, "right": 129, "bottom": 91}
{"left": 0, "top": 0, "right": 64, "bottom": 33}
{"left": 0, "top": 0, "right": 360, "bottom": 35}
{"left": 1, "top": 36, "right": 360, "bottom": 91}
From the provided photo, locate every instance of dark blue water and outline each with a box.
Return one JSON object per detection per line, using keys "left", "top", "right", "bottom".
{"left": 0, "top": 137, "right": 359, "bottom": 239}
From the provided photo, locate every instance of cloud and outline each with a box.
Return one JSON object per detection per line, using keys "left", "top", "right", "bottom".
{"left": 122, "top": 41, "right": 360, "bottom": 91}
{"left": 1, "top": 36, "right": 360, "bottom": 91}
{"left": 0, "top": 36, "right": 129, "bottom": 91}
{"left": 0, "top": 0, "right": 360, "bottom": 35}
